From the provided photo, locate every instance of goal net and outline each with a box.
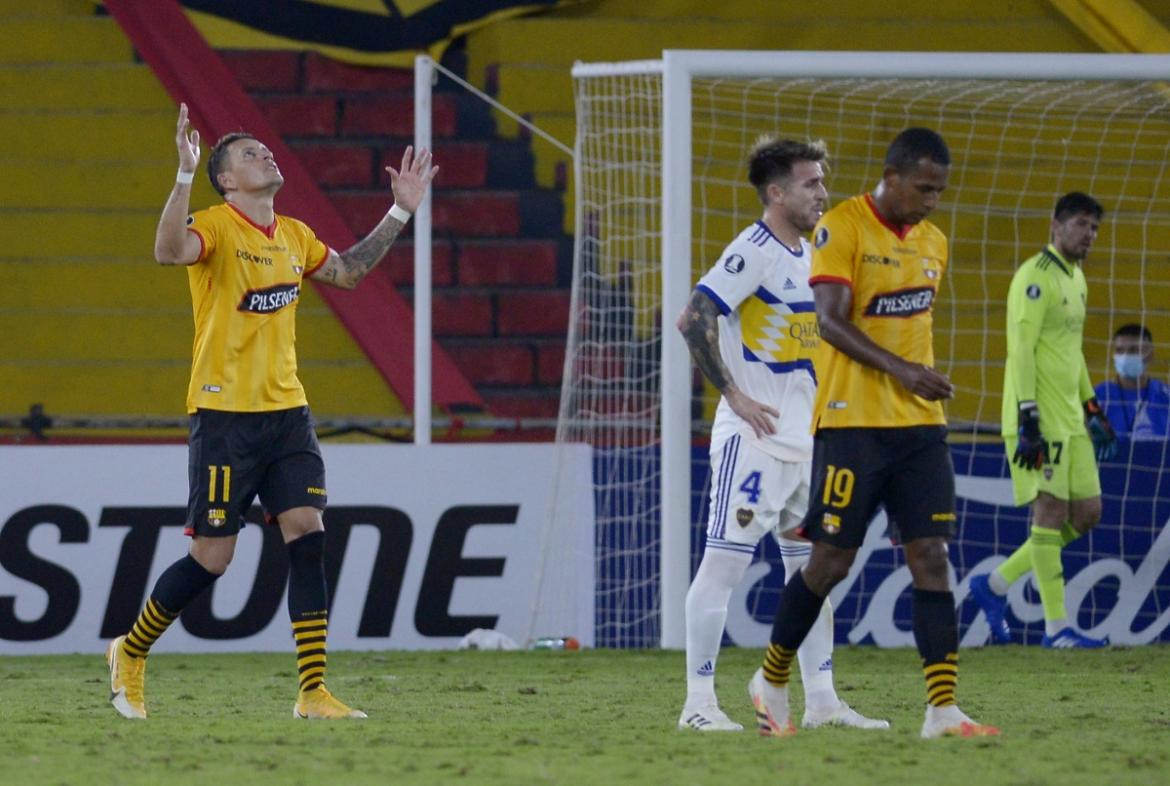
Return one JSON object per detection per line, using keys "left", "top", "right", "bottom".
{"left": 561, "top": 51, "right": 1170, "bottom": 649}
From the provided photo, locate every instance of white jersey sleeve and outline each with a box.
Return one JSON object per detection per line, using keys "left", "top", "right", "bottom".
{"left": 695, "top": 225, "right": 771, "bottom": 316}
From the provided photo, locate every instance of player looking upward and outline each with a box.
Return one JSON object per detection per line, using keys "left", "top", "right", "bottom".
{"left": 747, "top": 128, "right": 999, "bottom": 740}
{"left": 969, "top": 192, "right": 1116, "bottom": 649}
{"left": 105, "top": 103, "right": 437, "bottom": 720}
{"left": 675, "top": 138, "right": 885, "bottom": 733}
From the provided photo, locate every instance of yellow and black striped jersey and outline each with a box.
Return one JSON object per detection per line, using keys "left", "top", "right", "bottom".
{"left": 809, "top": 194, "right": 948, "bottom": 430}
{"left": 183, "top": 203, "right": 330, "bottom": 413}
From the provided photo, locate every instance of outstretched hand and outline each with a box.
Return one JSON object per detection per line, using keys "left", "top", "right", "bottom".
{"left": 385, "top": 146, "right": 439, "bottom": 214}
{"left": 176, "top": 102, "right": 200, "bottom": 175}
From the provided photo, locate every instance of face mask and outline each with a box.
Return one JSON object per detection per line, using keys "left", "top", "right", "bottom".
{"left": 1114, "top": 353, "right": 1145, "bottom": 380}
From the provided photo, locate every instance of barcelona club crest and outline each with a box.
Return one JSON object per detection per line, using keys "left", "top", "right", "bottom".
{"left": 208, "top": 508, "right": 227, "bottom": 528}
{"left": 822, "top": 512, "right": 841, "bottom": 534}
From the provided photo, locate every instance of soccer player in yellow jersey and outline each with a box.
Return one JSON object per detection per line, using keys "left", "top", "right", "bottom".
{"left": 747, "top": 128, "right": 999, "bottom": 740}
{"left": 968, "top": 193, "right": 1116, "bottom": 649}
{"left": 105, "top": 103, "right": 437, "bottom": 720}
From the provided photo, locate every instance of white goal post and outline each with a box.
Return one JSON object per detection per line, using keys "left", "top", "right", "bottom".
{"left": 565, "top": 51, "right": 1170, "bottom": 649}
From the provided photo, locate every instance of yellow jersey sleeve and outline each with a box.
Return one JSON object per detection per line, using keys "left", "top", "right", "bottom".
{"left": 810, "top": 207, "right": 859, "bottom": 287}
{"left": 1004, "top": 260, "right": 1049, "bottom": 403}
{"left": 186, "top": 209, "right": 222, "bottom": 263}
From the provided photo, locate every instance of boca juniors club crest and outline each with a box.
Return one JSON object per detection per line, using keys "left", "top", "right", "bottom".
{"left": 736, "top": 508, "right": 754, "bottom": 528}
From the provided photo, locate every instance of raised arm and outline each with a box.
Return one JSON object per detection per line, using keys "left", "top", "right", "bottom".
{"left": 676, "top": 288, "right": 778, "bottom": 437}
{"left": 154, "top": 103, "right": 203, "bottom": 266}
{"left": 311, "top": 146, "right": 438, "bottom": 290}
{"left": 814, "top": 281, "right": 954, "bottom": 401}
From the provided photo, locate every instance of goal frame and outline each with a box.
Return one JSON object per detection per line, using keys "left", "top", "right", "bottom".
{"left": 571, "top": 50, "right": 1170, "bottom": 649}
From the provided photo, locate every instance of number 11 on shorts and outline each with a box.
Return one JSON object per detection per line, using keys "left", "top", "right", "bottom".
{"left": 822, "top": 465, "right": 854, "bottom": 508}
{"left": 208, "top": 464, "right": 231, "bottom": 503}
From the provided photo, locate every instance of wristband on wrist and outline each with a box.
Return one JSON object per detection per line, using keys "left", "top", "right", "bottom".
{"left": 1018, "top": 400, "right": 1039, "bottom": 426}
{"left": 176, "top": 170, "right": 195, "bottom": 185}
{"left": 388, "top": 203, "right": 412, "bottom": 223}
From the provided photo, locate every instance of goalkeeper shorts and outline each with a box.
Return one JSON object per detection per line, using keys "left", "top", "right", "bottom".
{"left": 1005, "top": 431, "right": 1101, "bottom": 506}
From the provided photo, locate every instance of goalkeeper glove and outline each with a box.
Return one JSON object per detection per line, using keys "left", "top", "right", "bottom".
{"left": 1084, "top": 397, "right": 1118, "bottom": 462}
{"left": 1013, "top": 401, "right": 1048, "bottom": 470}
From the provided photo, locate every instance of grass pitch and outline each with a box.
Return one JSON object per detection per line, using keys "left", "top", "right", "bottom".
{"left": 1, "top": 644, "right": 1166, "bottom": 785}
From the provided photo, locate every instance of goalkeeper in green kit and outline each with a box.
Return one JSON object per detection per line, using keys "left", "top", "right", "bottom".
{"left": 969, "top": 192, "right": 1116, "bottom": 649}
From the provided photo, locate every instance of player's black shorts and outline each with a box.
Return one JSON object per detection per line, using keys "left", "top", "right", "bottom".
{"left": 184, "top": 406, "right": 326, "bottom": 537}
{"left": 800, "top": 425, "right": 956, "bottom": 550}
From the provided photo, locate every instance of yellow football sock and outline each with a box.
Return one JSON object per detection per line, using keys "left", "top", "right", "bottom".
{"left": 1029, "top": 526, "right": 1067, "bottom": 623}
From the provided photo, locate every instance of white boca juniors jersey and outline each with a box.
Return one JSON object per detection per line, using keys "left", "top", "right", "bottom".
{"left": 695, "top": 220, "right": 818, "bottom": 462}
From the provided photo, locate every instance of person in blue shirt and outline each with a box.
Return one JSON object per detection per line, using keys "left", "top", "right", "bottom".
{"left": 1094, "top": 323, "right": 1170, "bottom": 441}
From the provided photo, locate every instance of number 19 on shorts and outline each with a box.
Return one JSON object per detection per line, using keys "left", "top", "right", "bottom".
{"left": 822, "top": 465, "right": 854, "bottom": 508}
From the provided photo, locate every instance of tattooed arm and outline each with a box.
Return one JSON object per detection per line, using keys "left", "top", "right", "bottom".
{"left": 676, "top": 288, "right": 778, "bottom": 437}
{"left": 312, "top": 145, "right": 438, "bottom": 290}
{"left": 312, "top": 212, "right": 407, "bottom": 290}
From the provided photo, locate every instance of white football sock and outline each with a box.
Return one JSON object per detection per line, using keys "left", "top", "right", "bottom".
{"left": 779, "top": 536, "right": 837, "bottom": 713}
{"left": 685, "top": 548, "right": 752, "bottom": 706}
{"left": 988, "top": 571, "right": 1010, "bottom": 595}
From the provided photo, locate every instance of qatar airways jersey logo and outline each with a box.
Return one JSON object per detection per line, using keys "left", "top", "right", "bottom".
{"left": 864, "top": 286, "right": 935, "bottom": 317}
{"left": 238, "top": 283, "right": 300, "bottom": 314}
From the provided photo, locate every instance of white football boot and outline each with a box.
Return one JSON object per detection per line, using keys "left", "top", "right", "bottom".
{"left": 921, "top": 704, "right": 1000, "bottom": 739}
{"left": 803, "top": 700, "right": 890, "bottom": 730}
{"left": 677, "top": 702, "right": 744, "bottom": 731}
{"left": 747, "top": 668, "right": 795, "bottom": 738}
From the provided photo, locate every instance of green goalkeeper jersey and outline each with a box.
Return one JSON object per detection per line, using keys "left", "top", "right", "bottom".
{"left": 1001, "top": 244, "right": 1094, "bottom": 438}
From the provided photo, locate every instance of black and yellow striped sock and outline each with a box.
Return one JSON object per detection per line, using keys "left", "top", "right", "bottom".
{"left": 763, "top": 643, "right": 797, "bottom": 687}
{"left": 924, "top": 653, "right": 959, "bottom": 707}
{"left": 123, "top": 599, "right": 177, "bottom": 658}
{"left": 912, "top": 588, "right": 960, "bottom": 707}
{"left": 293, "top": 616, "right": 328, "bottom": 693}
{"left": 763, "top": 570, "right": 825, "bottom": 687}
{"left": 287, "top": 531, "right": 329, "bottom": 694}
{"left": 122, "top": 553, "right": 219, "bottom": 658}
